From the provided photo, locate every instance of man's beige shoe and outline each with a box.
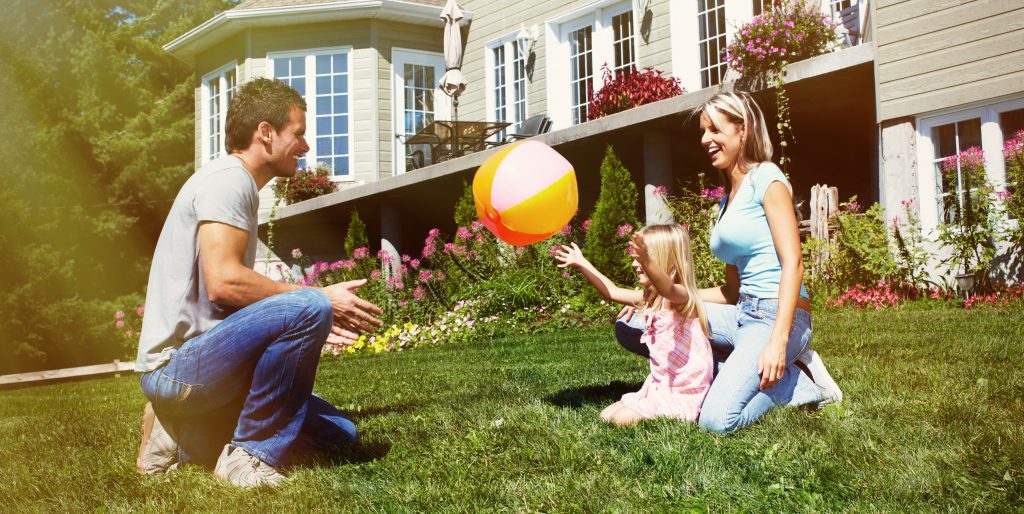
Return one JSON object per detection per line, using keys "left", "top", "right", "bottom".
{"left": 214, "top": 445, "right": 287, "bottom": 488}
{"left": 138, "top": 407, "right": 179, "bottom": 474}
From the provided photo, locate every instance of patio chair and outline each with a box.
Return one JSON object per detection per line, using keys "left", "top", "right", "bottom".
{"left": 487, "top": 114, "right": 550, "bottom": 147}
{"left": 838, "top": 4, "right": 860, "bottom": 46}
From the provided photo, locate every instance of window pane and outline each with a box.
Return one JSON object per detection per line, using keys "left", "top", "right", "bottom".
{"left": 291, "top": 79, "right": 305, "bottom": 96}
{"left": 317, "top": 96, "right": 331, "bottom": 113}
{"left": 292, "top": 57, "right": 305, "bottom": 75}
{"left": 334, "top": 136, "right": 348, "bottom": 155}
{"left": 316, "top": 55, "right": 330, "bottom": 74}
{"left": 1001, "top": 108, "right": 1024, "bottom": 140}
{"left": 958, "top": 118, "right": 982, "bottom": 150}
{"left": 317, "top": 117, "right": 331, "bottom": 134}
{"left": 333, "top": 53, "right": 347, "bottom": 71}
{"left": 274, "top": 59, "right": 288, "bottom": 77}
{"left": 335, "top": 157, "right": 349, "bottom": 176}
{"left": 333, "top": 75, "right": 347, "bottom": 94}
{"left": 316, "top": 76, "right": 331, "bottom": 94}
{"left": 317, "top": 137, "right": 331, "bottom": 156}
{"left": 934, "top": 124, "right": 957, "bottom": 158}
{"left": 333, "top": 95, "right": 348, "bottom": 113}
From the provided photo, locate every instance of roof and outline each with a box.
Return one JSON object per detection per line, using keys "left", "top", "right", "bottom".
{"left": 165, "top": 0, "right": 467, "bottom": 61}
{"left": 231, "top": 0, "right": 447, "bottom": 10}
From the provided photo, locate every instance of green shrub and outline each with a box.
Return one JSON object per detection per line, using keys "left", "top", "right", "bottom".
{"left": 1002, "top": 130, "right": 1023, "bottom": 251}
{"left": 935, "top": 147, "right": 999, "bottom": 290}
{"left": 584, "top": 146, "right": 640, "bottom": 286}
{"left": 664, "top": 173, "right": 727, "bottom": 288}
{"left": 343, "top": 209, "right": 369, "bottom": 257}
{"left": 453, "top": 180, "right": 477, "bottom": 228}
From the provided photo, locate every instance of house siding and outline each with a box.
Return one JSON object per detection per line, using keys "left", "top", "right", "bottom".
{"left": 876, "top": 0, "right": 1024, "bottom": 122}
{"left": 458, "top": 0, "right": 676, "bottom": 127}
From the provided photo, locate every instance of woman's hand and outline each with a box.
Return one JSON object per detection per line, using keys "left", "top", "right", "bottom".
{"left": 555, "top": 242, "right": 588, "bottom": 269}
{"left": 757, "top": 336, "right": 788, "bottom": 390}
{"left": 628, "top": 233, "right": 652, "bottom": 268}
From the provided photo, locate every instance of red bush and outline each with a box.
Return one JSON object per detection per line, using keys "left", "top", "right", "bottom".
{"left": 588, "top": 65, "right": 684, "bottom": 120}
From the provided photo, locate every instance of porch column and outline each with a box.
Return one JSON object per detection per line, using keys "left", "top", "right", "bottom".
{"left": 380, "top": 202, "right": 402, "bottom": 275}
{"left": 643, "top": 130, "right": 674, "bottom": 226}
{"left": 879, "top": 117, "right": 920, "bottom": 225}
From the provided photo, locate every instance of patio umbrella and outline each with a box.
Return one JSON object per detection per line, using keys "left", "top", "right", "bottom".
{"left": 439, "top": 0, "right": 466, "bottom": 151}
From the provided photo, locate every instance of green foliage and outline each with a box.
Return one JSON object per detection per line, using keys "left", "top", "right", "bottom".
{"left": 804, "top": 198, "right": 898, "bottom": 301}
{"left": 453, "top": 180, "right": 477, "bottom": 227}
{"left": 890, "top": 199, "right": 935, "bottom": 288}
{"left": 0, "top": 0, "right": 240, "bottom": 373}
{"left": 584, "top": 146, "right": 641, "bottom": 286}
{"left": 1002, "top": 130, "right": 1023, "bottom": 250}
{"left": 664, "top": 173, "right": 727, "bottom": 288}
{"left": 344, "top": 210, "right": 369, "bottom": 257}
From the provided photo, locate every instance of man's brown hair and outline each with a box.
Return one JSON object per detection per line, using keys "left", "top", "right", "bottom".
{"left": 225, "top": 78, "right": 307, "bottom": 154}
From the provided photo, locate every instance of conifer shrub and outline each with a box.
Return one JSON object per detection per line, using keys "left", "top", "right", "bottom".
{"left": 584, "top": 146, "right": 641, "bottom": 286}
{"left": 344, "top": 209, "right": 369, "bottom": 257}
{"left": 453, "top": 180, "right": 477, "bottom": 227}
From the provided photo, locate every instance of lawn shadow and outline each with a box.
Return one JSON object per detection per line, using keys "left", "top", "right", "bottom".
{"left": 544, "top": 381, "right": 643, "bottom": 409}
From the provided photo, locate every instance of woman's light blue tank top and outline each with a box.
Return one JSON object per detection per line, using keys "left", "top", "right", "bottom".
{"left": 709, "top": 163, "right": 809, "bottom": 299}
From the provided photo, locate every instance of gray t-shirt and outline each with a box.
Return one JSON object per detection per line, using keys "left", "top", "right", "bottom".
{"left": 135, "top": 155, "right": 259, "bottom": 372}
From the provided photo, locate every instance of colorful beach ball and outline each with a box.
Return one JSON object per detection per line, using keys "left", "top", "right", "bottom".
{"left": 473, "top": 140, "right": 578, "bottom": 246}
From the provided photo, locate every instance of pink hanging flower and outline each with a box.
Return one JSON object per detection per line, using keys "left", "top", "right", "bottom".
{"left": 115, "top": 311, "right": 125, "bottom": 319}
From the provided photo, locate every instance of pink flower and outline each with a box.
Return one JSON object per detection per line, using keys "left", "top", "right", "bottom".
{"left": 562, "top": 271, "right": 571, "bottom": 278}
{"left": 135, "top": 305, "right": 145, "bottom": 316}
{"left": 582, "top": 219, "right": 592, "bottom": 232}
{"left": 559, "top": 224, "right": 572, "bottom": 236}
{"left": 115, "top": 320, "right": 125, "bottom": 329}
{"left": 341, "top": 259, "right": 355, "bottom": 270}
{"left": 353, "top": 247, "right": 369, "bottom": 259}
{"left": 115, "top": 311, "right": 125, "bottom": 319}
{"left": 616, "top": 224, "right": 635, "bottom": 238}
{"left": 125, "top": 330, "right": 134, "bottom": 338}
{"left": 413, "top": 286, "right": 427, "bottom": 301}
{"left": 653, "top": 185, "right": 668, "bottom": 198}
{"left": 428, "top": 228, "right": 440, "bottom": 238}
{"left": 370, "top": 269, "right": 381, "bottom": 280}
{"left": 401, "top": 254, "right": 411, "bottom": 263}
{"left": 456, "top": 227, "right": 472, "bottom": 240}
{"left": 700, "top": 186, "right": 725, "bottom": 201}
{"left": 410, "top": 259, "right": 421, "bottom": 269}
{"left": 548, "top": 245, "right": 560, "bottom": 257}
{"left": 419, "top": 270, "right": 433, "bottom": 282}
{"left": 291, "top": 248, "right": 303, "bottom": 259}
{"left": 422, "top": 244, "right": 436, "bottom": 258}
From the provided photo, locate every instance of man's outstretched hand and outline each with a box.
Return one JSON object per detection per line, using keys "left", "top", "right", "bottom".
{"left": 323, "top": 280, "right": 383, "bottom": 335}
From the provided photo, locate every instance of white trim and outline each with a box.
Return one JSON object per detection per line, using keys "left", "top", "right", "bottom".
{"left": 200, "top": 61, "right": 238, "bottom": 164}
{"left": 268, "top": 46, "right": 355, "bottom": 181}
{"left": 915, "top": 94, "right": 1024, "bottom": 229}
{"left": 391, "top": 48, "right": 446, "bottom": 176}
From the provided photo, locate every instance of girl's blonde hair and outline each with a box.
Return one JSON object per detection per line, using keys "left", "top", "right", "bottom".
{"left": 698, "top": 91, "right": 773, "bottom": 173}
{"left": 637, "top": 224, "right": 709, "bottom": 336}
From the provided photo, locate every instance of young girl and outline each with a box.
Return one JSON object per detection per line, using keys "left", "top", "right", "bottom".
{"left": 555, "top": 224, "right": 713, "bottom": 426}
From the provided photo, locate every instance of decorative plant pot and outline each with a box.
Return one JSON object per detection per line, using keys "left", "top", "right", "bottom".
{"left": 955, "top": 272, "right": 976, "bottom": 297}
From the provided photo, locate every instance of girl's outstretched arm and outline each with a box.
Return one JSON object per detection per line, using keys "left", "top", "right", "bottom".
{"left": 555, "top": 243, "right": 643, "bottom": 306}
{"left": 629, "top": 234, "right": 689, "bottom": 305}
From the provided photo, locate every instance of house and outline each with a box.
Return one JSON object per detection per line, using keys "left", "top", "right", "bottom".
{"left": 163, "top": 0, "right": 1022, "bottom": 281}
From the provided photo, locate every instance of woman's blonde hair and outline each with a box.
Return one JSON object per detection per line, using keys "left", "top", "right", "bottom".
{"left": 637, "top": 224, "right": 708, "bottom": 336}
{"left": 698, "top": 91, "right": 773, "bottom": 171}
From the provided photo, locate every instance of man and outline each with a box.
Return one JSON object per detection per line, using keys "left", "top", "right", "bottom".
{"left": 134, "top": 78, "right": 382, "bottom": 487}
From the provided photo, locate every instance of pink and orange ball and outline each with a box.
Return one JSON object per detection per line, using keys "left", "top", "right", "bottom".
{"left": 472, "top": 141, "right": 578, "bottom": 246}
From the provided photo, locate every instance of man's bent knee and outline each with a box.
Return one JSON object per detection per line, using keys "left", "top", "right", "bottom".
{"left": 698, "top": 409, "right": 740, "bottom": 434}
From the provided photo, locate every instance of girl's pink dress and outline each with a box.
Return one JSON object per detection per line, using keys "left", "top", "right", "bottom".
{"left": 620, "top": 310, "right": 714, "bottom": 421}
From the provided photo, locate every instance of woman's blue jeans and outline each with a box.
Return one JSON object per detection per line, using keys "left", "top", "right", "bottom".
{"left": 140, "top": 289, "right": 357, "bottom": 469}
{"left": 614, "top": 295, "right": 822, "bottom": 433}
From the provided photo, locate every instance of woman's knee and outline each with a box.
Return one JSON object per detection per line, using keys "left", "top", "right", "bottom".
{"left": 697, "top": 410, "right": 739, "bottom": 434}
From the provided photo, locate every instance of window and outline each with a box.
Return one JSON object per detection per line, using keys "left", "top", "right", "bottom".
{"left": 917, "top": 97, "right": 1024, "bottom": 228}
{"left": 201, "top": 62, "right": 237, "bottom": 163}
{"left": 930, "top": 118, "right": 982, "bottom": 224}
{"left": 610, "top": 10, "right": 635, "bottom": 75}
{"left": 753, "top": 0, "right": 778, "bottom": 16}
{"left": 486, "top": 37, "right": 529, "bottom": 141}
{"left": 697, "top": 0, "right": 727, "bottom": 89}
{"left": 569, "top": 25, "right": 594, "bottom": 125}
{"left": 269, "top": 47, "right": 353, "bottom": 179}
{"left": 829, "top": 0, "right": 855, "bottom": 18}
{"left": 549, "top": 2, "right": 635, "bottom": 128}
{"left": 392, "top": 49, "right": 446, "bottom": 175}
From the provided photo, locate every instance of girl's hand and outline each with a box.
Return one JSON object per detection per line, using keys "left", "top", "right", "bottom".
{"left": 555, "top": 242, "right": 588, "bottom": 269}
{"left": 628, "top": 233, "right": 652, "bottom": 268}
{"left": 757, "top": 337, "right": 788, "bottom": 390}
{"left": 616, "top": 305, "right": 636, "bottom": 321}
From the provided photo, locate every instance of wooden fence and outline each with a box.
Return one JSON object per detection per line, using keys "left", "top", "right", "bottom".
{"left": 0, "top": 360, "right": 135, "bottom": 388}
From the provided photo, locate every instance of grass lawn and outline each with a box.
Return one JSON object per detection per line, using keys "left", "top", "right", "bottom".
{"left": 1, "top": 305, "right": 1022, "bottom": 512}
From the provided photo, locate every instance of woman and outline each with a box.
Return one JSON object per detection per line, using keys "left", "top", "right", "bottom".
{"left": 616, "top": 91, "right": 842, "bottom": 433}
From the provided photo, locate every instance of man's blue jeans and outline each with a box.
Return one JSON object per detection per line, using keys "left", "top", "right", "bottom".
{"left": 614, "top": 295, "right": 822, "bottom": 433}
{"left": 140, "top": 289, "right": 357, "bottom": 469}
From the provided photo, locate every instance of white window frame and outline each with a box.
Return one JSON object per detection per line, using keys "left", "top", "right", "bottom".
{"left": 200, "top": 61, "right": 237, "bottom": 164}
{"left": 267, "top": 46, "right": 355, "bottom": 182}
{"left": 391, "top": 48, "right": 447, "bottom": 176}
{"left": 545, "top": 0, "right": 634, "bottom": 130}
{"left": 916, "top": 95, "right": 1024, "bottom": 230}
{"left": 485, "top": 34, "right": 530, "bottom": 140}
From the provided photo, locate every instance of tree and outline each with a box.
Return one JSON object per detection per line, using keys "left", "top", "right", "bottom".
{"left": 0, "top": 0, "right": 239, "bottom": 373}
{"left": 584, "top": 146, "right": 641, "bottom": 286}
{"left": 453, "top": 180, "right": 477, "bottom": 227}
{"left": 344, "top": 210, "right": 369, "bottom": 256}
